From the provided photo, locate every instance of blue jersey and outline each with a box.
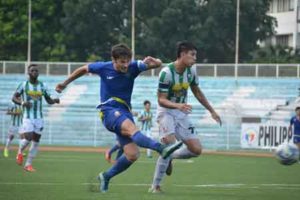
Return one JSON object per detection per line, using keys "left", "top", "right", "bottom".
{"left": 290, "top": 116, "right": 300, "bottom": 136}
{"left": 88, "top": 61, "right": 147, "bottom": 108}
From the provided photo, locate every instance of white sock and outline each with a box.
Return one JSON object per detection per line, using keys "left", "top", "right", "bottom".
{"left": 5, "top": 135, "right": 13, "bottom": 149}
{"left": 18, "top": 139, "right": 30, "bottom": 154}
{"left": 147, "top": 149, "right": 152, "bottom": 157}
{"left": 25, "top": 141, "right": 39, "bottom": 167}
{"left": 151, "top": 156, "right": 170, "bottom": 187}
{"left": 171, "top": 146, "right": 198, "bottom": 159}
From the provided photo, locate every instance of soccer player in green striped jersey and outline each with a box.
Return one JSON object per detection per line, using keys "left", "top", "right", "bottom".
{"left": 149, "top": 41, "right": 222, "bottom": 193}
{"left": 138, "top": 100, "right": 153, "bottom": 158}
{"left": 3, "top": 102, "right": 23, "bottom": 158}
{"left": 12, "top": 64, "right": 60, "bottom": 172}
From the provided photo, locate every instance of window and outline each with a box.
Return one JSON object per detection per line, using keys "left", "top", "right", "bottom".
{"left": 277, "top": 0, "right": 294, "bottom": 12}
{"left": 288, "top": 0, "right": 294, "bottom": 10}
{"left": 276, "top": 35, "right": 289, "bottom": 46}
{"left": 298, "top": 5, "right": 300, "bottom": 22}
{"left": 269, "top": 0, "right": 275, "bottom": 13}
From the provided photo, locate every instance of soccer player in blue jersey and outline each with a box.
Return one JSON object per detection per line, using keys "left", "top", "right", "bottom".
{"left": 55, "top": 43, "right": 182, "bottom": 193}
{"left": 13, "top": 64, "right": 60, "bottom": 172}
{"left": 289, "top": 106, "right": 300, "bottom": 161}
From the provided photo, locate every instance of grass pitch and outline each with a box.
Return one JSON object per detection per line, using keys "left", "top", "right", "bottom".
{"left": 0, "top": 150, "right": 299, "bottom": 200}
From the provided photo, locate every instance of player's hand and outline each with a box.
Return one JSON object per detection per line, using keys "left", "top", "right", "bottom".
{"left": 22, "top": 101, "right": 32, "bottom": 108}
{"left": 143, "top": 56, "right": 162, "bottom": 68}
{"left": 53, "top": 98, "right": 60, "bottom": 104}
{"left": 211, "top": 111, "right": 222, "bottom": 126}
{"left": 55, "top": 83, "right": 66, "bottom": 93}
{"left": 178, "top": 103, "right": 192, "bottom": 114}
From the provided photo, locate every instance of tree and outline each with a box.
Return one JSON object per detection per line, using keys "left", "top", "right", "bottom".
{"left": 251, "top": 45, "right": 300, "bottom": 63}
{"left": 61, "top": 0, "right": 131, "bottom": 61}
{"left": 30, "top": 0, "right": 67, "bottom": 61}
{"left": 135, "top": 0, "right": 275, "bottom": 63}
{"left": 0, "top": 0, "right": 276, "bottom": 62}
{"left": 0, "top": 0, "right": 67, "bottom": 61}
{"left": 0, "top": 0, "right": 28, "bottom": 60}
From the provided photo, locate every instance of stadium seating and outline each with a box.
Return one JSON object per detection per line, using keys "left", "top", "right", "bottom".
{"left": 0, "top": 75, "right": 299, "bottom": 150}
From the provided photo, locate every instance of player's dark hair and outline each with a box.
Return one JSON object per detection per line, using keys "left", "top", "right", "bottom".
{"left": 111, "top": 43, "right": 132, "bottom": 59}
{"left": 176, "top": 41, "right": 197, "bottom": 58}
{"left": 27, "top": 64, "right": 38, "bottom": 70}
{"left": 295, "top": 107, "right": 300, "bottom": 111}
{"left": 144, "top": 100, "right": 151, "bottom": 106}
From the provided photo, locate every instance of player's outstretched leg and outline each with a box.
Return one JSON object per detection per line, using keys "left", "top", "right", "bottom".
{"left": 130, "top": 131, "right": 182, "bottom": 158}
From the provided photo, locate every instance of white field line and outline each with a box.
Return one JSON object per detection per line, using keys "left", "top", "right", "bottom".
{"left": 1, "top": 156, "right": 194, "bottom": 163}
{"left": 0, "top": 182, "right": 299, "bottom": 190}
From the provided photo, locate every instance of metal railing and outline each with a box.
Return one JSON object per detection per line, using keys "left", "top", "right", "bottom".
{"left": 1, "top": 61, "right": 300, "bottom": 78}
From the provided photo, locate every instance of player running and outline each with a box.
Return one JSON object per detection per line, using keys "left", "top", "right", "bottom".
{"left": 289, "top": 106, "right": 300, "bottom": 162}
{"left": 149, "top": 41, "right": 221, "bottom": 193}
{"left": 13, "top": 64, "right": 60, "bottom": 172}
{"left": 3, "top": 102, "right": 23, "bottom": 158}
{"left": 55, "top": 43, "right": 183, "bottom": 193}
{"left": 138, "top": 100, "right": 154, "bottom": 158}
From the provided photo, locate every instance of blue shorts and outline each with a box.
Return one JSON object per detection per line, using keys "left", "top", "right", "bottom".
{"left": 99, "top": 103, "right": 134, "bottom": 146}
{"left": 294, "top": 135, "right": 300, "bottom": 144}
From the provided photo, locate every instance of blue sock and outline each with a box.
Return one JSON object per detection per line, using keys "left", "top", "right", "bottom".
{"left": 104, "top": 155, "right": 133, "bottom": 180}
{"left": 131, "top": 131, "right": 163, "bottom": 153}
{"left": 109, "top": 144, "right": 120, "bottom": 156}
{"left": 116, "top": 148, "right": 124, "bottom": 160}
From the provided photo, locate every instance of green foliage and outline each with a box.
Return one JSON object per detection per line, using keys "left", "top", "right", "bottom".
{"left": 0, "top": 0, "right": 276, "bottom": 62}
{"left": 0, "top": 0, "right": 28, "bottom": 60}
{"left": 251, "top": 45, "right": 300, "bottom": 63}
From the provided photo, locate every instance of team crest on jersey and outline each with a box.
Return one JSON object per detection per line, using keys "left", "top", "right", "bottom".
{"left": 114, "top": 111, "right": 121, "bottom": 117}
{"left": 27, "top": 90, "right": 43, "bottom": 100}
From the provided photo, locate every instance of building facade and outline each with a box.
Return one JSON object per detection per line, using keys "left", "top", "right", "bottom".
{"left": 263, "top": 0, "right": 300, "bottom": 50}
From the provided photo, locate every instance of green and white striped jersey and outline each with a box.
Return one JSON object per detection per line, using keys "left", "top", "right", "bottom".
{"left": 16, "top": 80, "right": 51, "bottom": 119}
{"left": 139, "top": 110, "right": 153, "bottom": 131}
{"left": 158, "top": 63, "right": 198, "bottom": 104}
{"left": 8, "top": 102, "right": 22, "bottom": 126}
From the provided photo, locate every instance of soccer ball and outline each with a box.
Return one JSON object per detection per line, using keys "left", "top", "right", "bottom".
{"left": 275, "top": 143, "right": 299, "bottom": 165}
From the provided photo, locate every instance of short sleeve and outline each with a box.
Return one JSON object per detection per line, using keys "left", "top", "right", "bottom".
{"left": 88, "top": 62, "right": 105, "bottom": 75}
{"left": 136, "top": 60, "right": 147, "bottom": 72}
{"left": 15, "top": 82, "right": 24, "bottom": 94}
{"left": 290, "top": 117, "right": 294, "bottom": 125}
{"left": 190, "top": 66, "right": 199, "bottom": 86}
{"left": 158, "top": 67, "right": 171, "bottom": 93}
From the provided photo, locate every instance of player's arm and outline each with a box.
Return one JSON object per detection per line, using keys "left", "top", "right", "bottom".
{"left": 157, "top": 69, "right": 191, "bottom": 113}
{"left": 190, "top": 84, "right": 222, "bottom": 126}
{"left": 6, "top": 109, "right": 21, "bottom": 115}
{"left": 157, "top": 91, "right": 192, "bottom": 113}
{"left": 44, "top": 95, "right": 60, "bottom": 105}
{"left": 55, "top": 65, "right": 89, "bottom": 93}
{"left": 6, "top": 108, "right": 13, "bottom": 115}
{"left": 143, "top": 56, "right": 162, "bottom": 70}
{"left": 12, "top": 92, "right": 31, "bottom": 108}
